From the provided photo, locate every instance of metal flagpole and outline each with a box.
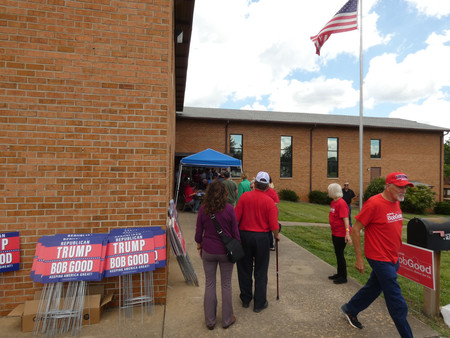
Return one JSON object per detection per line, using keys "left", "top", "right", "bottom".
{"left": 358, "top": 0, "right": 364, "bottom": 210}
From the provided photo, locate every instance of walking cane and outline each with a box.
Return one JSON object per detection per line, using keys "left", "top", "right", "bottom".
{"left": 276, "top": 239, "right": 279, "bottom": 300}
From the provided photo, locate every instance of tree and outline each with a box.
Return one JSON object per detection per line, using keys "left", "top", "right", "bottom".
{"left": 445, "top": 140, "right": 450, "bottom": 178}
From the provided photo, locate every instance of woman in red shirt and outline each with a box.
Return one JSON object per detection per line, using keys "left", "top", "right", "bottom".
{"left": 327, "top": 183, "right": 352, "bottom": 284}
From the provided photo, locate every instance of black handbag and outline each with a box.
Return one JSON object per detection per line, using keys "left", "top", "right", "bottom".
{"left": 210, "top": 214, "right": 245, "bottom": 263}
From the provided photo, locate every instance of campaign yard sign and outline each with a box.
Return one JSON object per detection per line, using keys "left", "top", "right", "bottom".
{"left": 0, "top": 232, "right": 20, "bottom": 273}
{"left": 103, "top": 232, "right": 155, "bottom": 278}
{"left": 31, "top": 234, "right": 108, "bottom": 283}
{"left": 398, "top": 242, "right": 435, "bottom": 290}
{"left": 30, "top": 228, "right": 166, "bottom": 283}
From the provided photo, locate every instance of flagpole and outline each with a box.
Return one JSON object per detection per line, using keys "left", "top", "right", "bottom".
{"left": 358, "top": 0, "right": 364, "bottom": 210}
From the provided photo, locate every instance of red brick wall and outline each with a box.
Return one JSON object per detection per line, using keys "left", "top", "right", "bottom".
{"left": 0, "top": 0, "right": 174, "bottom": 315}
{"left": 176, "top": 118, "right": 443, "bottom": 202}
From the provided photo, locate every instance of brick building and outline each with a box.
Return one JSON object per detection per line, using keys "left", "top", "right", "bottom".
{"left": 176, "top": 107, "right": 449, "bottom": 202}
{"left": 0, "top": 0, "right": 195, "bottom": 315}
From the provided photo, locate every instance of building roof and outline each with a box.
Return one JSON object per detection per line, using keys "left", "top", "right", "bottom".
{"left": 177, "top": 106, "right": 449, "bottom": 132}
{"left": 174, "top": 0, "right": 195, "bottom": 111}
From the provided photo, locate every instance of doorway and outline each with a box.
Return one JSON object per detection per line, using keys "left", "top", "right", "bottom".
{"left": 370, "top": 167, "right": 381, "bottom": 181}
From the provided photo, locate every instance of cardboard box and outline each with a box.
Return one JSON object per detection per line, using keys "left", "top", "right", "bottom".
{"left": 8, "top": 285, "right": 113, "bottom": 332}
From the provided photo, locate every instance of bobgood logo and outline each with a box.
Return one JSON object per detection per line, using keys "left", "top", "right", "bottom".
{"left": 399, "top": 256, "right": 432, "bottom": 274}
{"left": 386, "top": 212, "right": 403, "bottom": 222}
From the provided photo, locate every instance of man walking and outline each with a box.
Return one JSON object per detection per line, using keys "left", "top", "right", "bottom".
{"left": 341, "top": 172, "right": 414, "bottom": 338}
{"left": 222, "top": 171, "right": 238, "bottom": 206}
{"left": 342, "top": 182, "right": 356, "bottom": 225}
{"left": 235, "top": 171, "right": 280, "bottom": 313}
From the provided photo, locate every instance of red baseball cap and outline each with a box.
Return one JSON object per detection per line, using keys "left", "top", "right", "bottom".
{"left": 385, "top": 172, "right": 414, "bottom": 187}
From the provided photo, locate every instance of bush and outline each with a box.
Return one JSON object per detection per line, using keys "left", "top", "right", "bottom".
{"left": 308, "top": 190, "right": 332, "bottom": 205}
{"left": 279, "top": 189, "right": 299, "bottom": 202}
{"left": 364, "top": 177, "right": 386, "bottom": 202}
{"left": 401, "top": 185, "right": 435, "bottom": 214}
{"left": 434, "top": 201, "right": 450, "bottom": 215}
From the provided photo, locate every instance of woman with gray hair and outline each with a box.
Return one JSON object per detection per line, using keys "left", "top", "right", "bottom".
{"left": 327, "top": 183, "right": 352, "bottom": 284}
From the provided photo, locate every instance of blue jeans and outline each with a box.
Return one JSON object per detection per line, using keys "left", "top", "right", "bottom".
{"left": 346, "top": 258, "right": 412, "bottom": 338}
{"left": 188, "top": 199, "right": 200, "bottom": 211}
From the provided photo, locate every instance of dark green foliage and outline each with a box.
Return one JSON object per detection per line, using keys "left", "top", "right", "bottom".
{"left": 279, "top": 189, "right": 299, "bottom": 202}
{"left": 308, "top": 190, "right": 332, "bottom": 205}
{"left": 434, "top": 201, "right": 450, "bottom": 215}
{"left": 363, "top": 177, "right": 385, "bottom": 201}
{"left": 401, "top": 185, "right": 435, "bottom": 214}
{"left": 445, "top": 140, "right": 450, "bottom": 178}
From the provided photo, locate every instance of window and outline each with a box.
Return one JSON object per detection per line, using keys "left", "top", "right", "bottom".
{"left": 370, "top": 139, "right": 381, "bottom": 158}
{"left": 229, "top": 134, "right": 243, "bottom": 177}
{"left": 327, "top": 137, "right": 338, "bottom": 178}
{"left": 229, "top": 134, "right": 243, "bottom": 160}
{"left": 280, "top": 136, "right": 292, "bottom": 178}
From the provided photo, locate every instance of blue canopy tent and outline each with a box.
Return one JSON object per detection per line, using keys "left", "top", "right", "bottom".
{"left": 175, "top": 148, "right": 242, "bottom": 204}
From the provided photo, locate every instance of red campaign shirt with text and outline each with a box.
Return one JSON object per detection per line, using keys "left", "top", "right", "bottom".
{"left": 355, "top": 194, "right": 403, "bottom": 263}
{"left": 329, "top": 198, "right": 349, "bottom": 237}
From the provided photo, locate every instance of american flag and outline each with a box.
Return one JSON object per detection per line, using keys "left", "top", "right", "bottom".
{"left": 310, "top": 0, "right": 358, "bottom": 56}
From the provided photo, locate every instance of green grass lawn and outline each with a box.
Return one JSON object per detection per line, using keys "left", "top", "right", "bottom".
{"left": 278, "top": 200, "right": 440, "bottom": 225}
{"left": 278, "top": 200, "right": 450, "bottom": 336}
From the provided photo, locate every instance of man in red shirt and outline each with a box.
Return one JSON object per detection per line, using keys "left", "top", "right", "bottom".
{"left": 341, "top": 172, "right": 413, "bottom": 338}
{"left": 184, "top": 181, "right": 200, "bottom": 212}
{"left": 235, "top": 171, "right": 280, "bottom": 313}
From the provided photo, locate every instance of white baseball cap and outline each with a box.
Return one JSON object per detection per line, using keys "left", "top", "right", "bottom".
{"left": 255, "top": 171, "right": 270, "bottom": 183}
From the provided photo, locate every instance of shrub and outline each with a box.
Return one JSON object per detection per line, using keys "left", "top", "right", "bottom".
{"left": 363, "top": 177, "right": 385, "bottom": 202}
{"left": 434, "top": 201, "right": 450, "bottom": 215}
{"left": 279, "top": 189, "right": 299, "bottom": 202}
{"left": 308, "top": 190, "right": 332, "bottom": 205}
{"left": 401, "top": 185, "right": 435, "bottom": 214}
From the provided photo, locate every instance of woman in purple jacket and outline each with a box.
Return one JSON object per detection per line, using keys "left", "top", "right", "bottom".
{"left": 195, "top": 181, "right": 240, "bottom": 330}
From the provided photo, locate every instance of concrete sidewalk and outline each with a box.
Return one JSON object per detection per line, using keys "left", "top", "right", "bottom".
{"left": 1, "top": 211, "right": 443, "bottom": 337}
{"left": 163, "top": 212, "right": 441, "bottom": 338}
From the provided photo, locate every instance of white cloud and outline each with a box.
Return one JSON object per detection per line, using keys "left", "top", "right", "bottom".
{"left": 364, "top": 31, "right": 450, "bottom": 105}
{"left": 267, "top": 77, "right": 359, "bottom": 114}
{"left": 185, "top": 0, "right": 385, "bottom": 109}
{"left": 389, "top": 93, "right": 450, "bottom": 130}
{"left": 406, "top": 0, "right": 450, "bottom": 18}
{"left": 184, "top": 0, "right": 450, "bottom": 136}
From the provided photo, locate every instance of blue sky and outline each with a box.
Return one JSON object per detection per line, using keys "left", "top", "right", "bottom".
{"left": 184, "top": 0, "right": 450, "bottom": 136}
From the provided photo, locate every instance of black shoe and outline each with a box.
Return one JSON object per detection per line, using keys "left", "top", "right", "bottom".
{"left": 242, "top": 302, "right": 249, "bottom": 308}
{"left": 254, "top": 301, "right": 268, "bottom": 313}
{"left": 341, "top": 304, "right": 363, "bottom": 329}
{"left": 328, "top": 274, "right": 339, "bottom": 280}
{"left": 333, "top": 277, "right": 347, "bottom": 284}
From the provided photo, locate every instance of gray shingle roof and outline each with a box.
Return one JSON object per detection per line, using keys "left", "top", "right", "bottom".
{"left": 177, "top": 107, "right": 449, "bottom": 132}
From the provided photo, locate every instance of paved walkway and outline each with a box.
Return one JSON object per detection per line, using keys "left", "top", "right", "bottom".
{"left": 1, "top": 212, "right": 443, "bottom": 337}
